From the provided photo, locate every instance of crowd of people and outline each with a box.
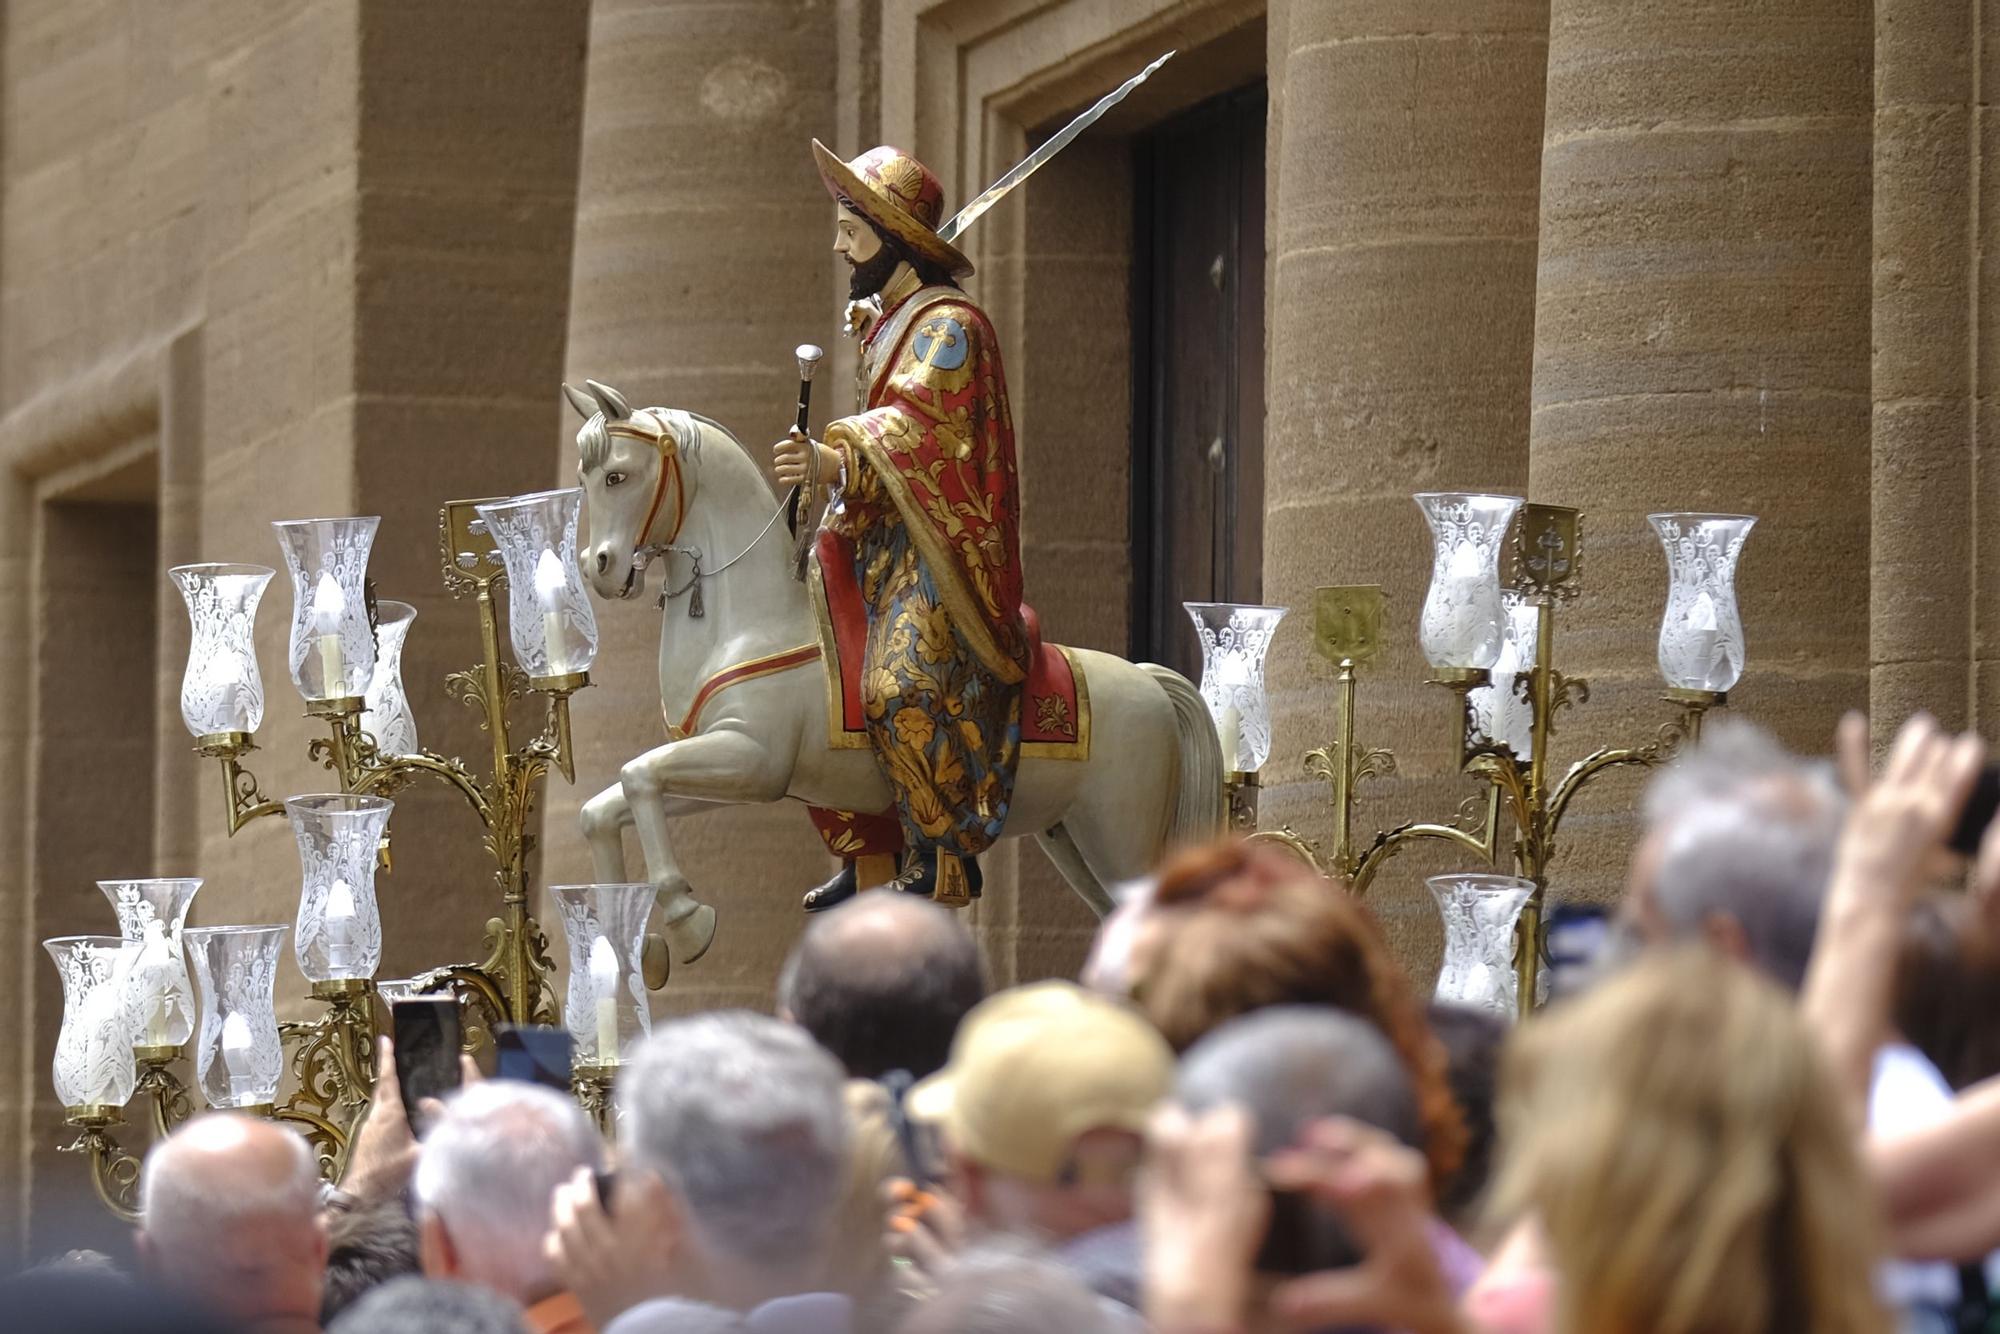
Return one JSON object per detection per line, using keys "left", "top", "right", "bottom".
{"left": 13, "top": 709, "right": 2000, "bottom": 1334}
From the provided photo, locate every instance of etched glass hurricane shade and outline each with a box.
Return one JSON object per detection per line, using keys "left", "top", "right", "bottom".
{"left": 272, "top": 517, "right": 379, "bottom": 702}
{"left": 475, "top": 489, "right": 598, "bottom": 679}
{"left": 551, "top": 883, "right": 654, "bottom": 1066}
{"left": 1415, "top": 493, "right": 1523, "bottom": 670}
{"left": 1428, "top": 874, "right": 1536, "bottom": 1018}
{"left": 361, "top": 600, "right": 419, "bottom": 756}
{"left": 44, "top": 936, "right": 141, "bottom": 1110}
{"left": 1184, "top": 603, "right": 1288, "bottom": 773}
{"left": 288, "top": 794, "right": 393, "bottom": 983}
{"left": 98, "top": 878, "right": 202, "bottom": 1049}
{"left": 1650, "top": 513, "right": 1756, "bottom": 692}
{"left": 186, "top": 925, "right": 287, "bottom": 1109}
{"left": 171, "top": 563, "right": 274, "bottom": 739}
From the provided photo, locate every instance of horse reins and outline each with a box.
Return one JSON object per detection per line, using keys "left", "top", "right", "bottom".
{"left": 606, "top": 414, "right": 794, "bottom": 618}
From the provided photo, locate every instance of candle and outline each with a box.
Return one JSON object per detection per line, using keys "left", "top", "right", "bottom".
{"left": 534, "top": 548, "right": 570, "bottom": 673}
{"left": 311, "top": 571, "right": 347, "bottom": 695}
{"left": 1218, "top": 704, "right": 1242, "bottom": 773}
{"left": 324, "top": 878, "right": 359, "bottom": 978}
{"left": 588, "top": 935, "right": 621, "bottom": 1063}
{"left": 78, "top": 968, "right": 129, "bottom": 1094}
{"left": 136, "top": 921, "right": 175, "bottom": 1046}
{"left": 221, "top": 1010, "right": 259, "bottom": 1105}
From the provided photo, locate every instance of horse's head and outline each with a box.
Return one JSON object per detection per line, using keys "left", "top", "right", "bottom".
{"left": 564, "top": 379, "right": 699, "bottom": 600}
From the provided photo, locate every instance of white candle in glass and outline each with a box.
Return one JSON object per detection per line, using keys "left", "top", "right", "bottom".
{"left": 324, "top": 878, "right": 359, "bottom": 978}
{"left": 1218, "top": 704, "right": 1242, "bottom": 773}
{"left": 588, "top": 934, "right": 621, "bottom": 1063}
{"left": 310, "top": 571, "right": 347, "bottom": 695}
{"left": 221, "top": 1010, "right": 258, "bottom": 1103}
{"left": 534, "top": 548, "right": 569, "bottom": 674}
{"left": 136, "top": 920, "right": 176, "bottom": 1046}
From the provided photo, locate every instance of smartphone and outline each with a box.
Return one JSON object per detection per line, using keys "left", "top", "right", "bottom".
{"left": 593, "top": 1168, "right": 619, "bottom": 1214}
{"left": 1950, "top": 764, "right": 2000, "bottom": 857}
{"left": 880, "top": 1069, "right": 933, "bottom": 1186}
{"left": 391, "top": 998, "right": 462, "bottom": 1126}
{"left": 494, "top": 1024, "right": 574, "bottom": 1092}
{"left": 1256, "top": 1186, "right": 1362, "bottom": 1276}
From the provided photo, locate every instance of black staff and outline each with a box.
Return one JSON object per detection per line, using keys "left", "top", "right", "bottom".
{"left": 788, "top": 343, "right": 826, "bottom": 580}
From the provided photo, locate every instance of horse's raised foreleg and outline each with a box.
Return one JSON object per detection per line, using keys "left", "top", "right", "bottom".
{"left": 620, "top": 728, "right": 790, "bottom": 966}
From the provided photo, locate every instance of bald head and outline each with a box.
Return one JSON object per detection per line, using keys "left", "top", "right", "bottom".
{"left": 778, "top": 893, "right": 986, "bottom": 1080}
{"left": 140, "top": 1113, "right": 326, "bottom": 1330}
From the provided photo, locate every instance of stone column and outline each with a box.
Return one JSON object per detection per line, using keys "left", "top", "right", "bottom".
{"left": 1263, "top": 1, "right": 1547, "bottom": 964}
{"left": 552, "top": 0, "right": 837, "bottom": 1012}
{"left": 1528, "top": 0, "right": 1873, "bottom": 899}
{"left": 1872, "top": 0, "right": 1976, "bottom": 738}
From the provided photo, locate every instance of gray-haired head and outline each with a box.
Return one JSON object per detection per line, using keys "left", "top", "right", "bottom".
{"left": 414, "top": 1079, "right": 603, "bottom": 1304}
{"left": 1175, "top": 1005, "right": 1421, "bottom": 1154}
{"left": 139, "top": 1112, "right": 325, "bottom": 1326}
{"left": 327, "top": 1276, "right": 529, "bottom": 1334}
{"left": 618, "top": 1011, "right": 851, "bottom": 1277}
{"left": 1633, "top": 719, "right": 1845, "bottom": 991}
{"left": 895, "top": 1247, "right": 1121, "bottom": 1334}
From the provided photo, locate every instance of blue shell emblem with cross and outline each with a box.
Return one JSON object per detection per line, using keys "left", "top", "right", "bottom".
{"left": 913, "top": 315, "right": 969, "bottom": 371}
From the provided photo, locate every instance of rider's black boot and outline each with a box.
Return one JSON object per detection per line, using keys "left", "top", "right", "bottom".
{"left": 802, "top": 860, "right": 861, "bottom": 913}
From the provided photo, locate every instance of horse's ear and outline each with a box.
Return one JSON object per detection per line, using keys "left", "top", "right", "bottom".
{"left": 562, "top": 382, "right": 598, "bottom": 421}
{"left": 585, "top": 379, "right": 632, "bottom": 421}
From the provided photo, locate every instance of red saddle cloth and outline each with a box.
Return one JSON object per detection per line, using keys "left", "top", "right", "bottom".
{"left": 813, "top": 530, "right": 1088, "bottom": 758}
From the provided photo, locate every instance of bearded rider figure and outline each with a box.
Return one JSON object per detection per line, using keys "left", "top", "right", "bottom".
{"left": 774, "top": 142, "right": 1029, "bottom": 913}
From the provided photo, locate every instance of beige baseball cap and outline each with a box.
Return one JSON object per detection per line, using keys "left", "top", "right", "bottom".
{"left": 906, "top": 980, "right": 1174, "bottom": 1183}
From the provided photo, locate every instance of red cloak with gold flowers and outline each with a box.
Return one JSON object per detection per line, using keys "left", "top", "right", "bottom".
{"left": 824, "top": 286, "right": 1028, "bottom": 683}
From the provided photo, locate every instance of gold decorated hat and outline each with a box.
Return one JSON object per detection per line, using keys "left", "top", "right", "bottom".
{"left": 812, "top": 139, "right": 974, "bottom": 279}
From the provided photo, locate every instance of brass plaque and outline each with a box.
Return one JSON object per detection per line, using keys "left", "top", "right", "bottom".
{"left": 1314, "top": 585, "right": 1387, "bottom": 665}
{"left": 439, "top": 497, "right": 510, "bottom": 595}
{"left": 1514, "top": 503, "right": 1581, "bottom": 596}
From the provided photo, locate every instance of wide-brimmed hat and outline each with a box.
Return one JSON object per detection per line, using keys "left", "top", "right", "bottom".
{"left": 812, "top": 139, "right": 974, "bottom": 279}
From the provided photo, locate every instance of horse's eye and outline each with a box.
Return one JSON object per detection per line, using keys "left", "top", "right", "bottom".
{"left": 605, "top": 471, "right": 626, "bottom": 488}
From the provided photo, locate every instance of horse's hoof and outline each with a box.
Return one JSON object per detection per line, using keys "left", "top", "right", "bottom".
{"left": 665, "top": 904, "right": 718, "bottom": 965}
{"left": 641, "top": 932, "right": 671, "bottom": 991}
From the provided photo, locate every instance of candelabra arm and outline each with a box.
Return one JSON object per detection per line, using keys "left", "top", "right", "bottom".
{"left": 196, "top": 735, "right": 285, "bottom": 834}
{"left": 272, "top": 1104, "right": 349, "bottom": 1181}
{"left": 352, "top": 748, "right": 492, "bottom": 825}
{"left": 1544, "top": 695, "right": 1715, "bottom": 844}
{"left": 1350, "top": 784, "right": 1503, "bottom": 896}
{"left": 135, "top": 1049, "right": 196, "bottom": 1142}
{"left": 61, "top": 1110, "right": 142, "bottom": 1222}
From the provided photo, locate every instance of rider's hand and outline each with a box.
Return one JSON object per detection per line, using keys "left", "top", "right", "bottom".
{"left": 773, "top": 429, "right": 835, "bottom": 488}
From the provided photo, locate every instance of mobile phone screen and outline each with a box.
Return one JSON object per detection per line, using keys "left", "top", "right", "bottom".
{"left": 494, "top": 1023, "right": 574, "bottom": 1092}
{"left": 1255, "top": 1185, "right": 1362, "bottom": 1276}
{"left": 391, "top": 998, "right": 461, "bottom": 1126}
{"left": 1949, "top": 764, "right": 2000, "bottom": 857}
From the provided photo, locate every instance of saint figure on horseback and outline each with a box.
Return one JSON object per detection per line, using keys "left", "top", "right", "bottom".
{"left": 773, "top": 142, "right": 1027, "bottom": 912}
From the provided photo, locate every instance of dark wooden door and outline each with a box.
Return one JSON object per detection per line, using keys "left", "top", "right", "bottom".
{"left": 1131, "top": 83, "right": 1267, "bottom": 681}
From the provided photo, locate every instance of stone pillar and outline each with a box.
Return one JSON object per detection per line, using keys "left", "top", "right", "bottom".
{"left": 1528, "top": 0, "right": 1873, "bottom": 899}
{"left": 1872, "top": 0, "right": 1976, "bottom": 738}
{"left": 1263, "top": 2, "right": 1547, "bottom": 964}
{"left": 551, "top": 0, "right": 837, "bottom": 1012}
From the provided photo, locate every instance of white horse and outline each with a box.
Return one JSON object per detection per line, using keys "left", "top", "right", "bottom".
{"left": 563, "top": 380, "right": 1221, "bottom": 965}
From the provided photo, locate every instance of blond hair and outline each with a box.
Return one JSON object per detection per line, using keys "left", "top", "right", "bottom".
{"left": 1493, "top": 949, "right": 1888, "bottom": 1334}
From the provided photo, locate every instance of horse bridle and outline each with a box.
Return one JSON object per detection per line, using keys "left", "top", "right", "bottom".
{"left": 603, "top": 412, "right": 792, "bottom": 617}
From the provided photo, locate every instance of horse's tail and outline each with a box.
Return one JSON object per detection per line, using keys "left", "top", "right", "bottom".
{"left": 1140, "top": 663, "right": 1226, "bottom": 852}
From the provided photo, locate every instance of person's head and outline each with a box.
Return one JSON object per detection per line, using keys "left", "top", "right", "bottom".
{"left": 1895, "top": 890, "right": 2000, "bottom": 1090}
{"left": 1424, "top": 1001, "right": 1508, "bottom": 1229}
{"left": 1127, "top": 840, "right": 1465, "bottom": 1188}
{"left": 1493, "top": 948, "right": 1887, "bottom": 1334}
{"left": 413, "top": 1079, "right": 603, "bottom": 1305}
{"left": 777, "top": 892, "right": 987, "bottom": 1081}
{"left": 320, "top": 1201, "right": 420, "bottom": 1325}
{"left": 894, "top": 1249, "right": 1119, "bottom": 1334}
{"left": 1176, "top": 1006, "right": 1422, "bottom": 1155}
{"left": 1620, "top": 720, "right": 1844, "bottom": 990}
{"left": 617, "top": 1011, "right": 851, "bottom": 1302}
{"left": 909, "top": 980, "right": 1173, "bottom": 1243}
{"left": 138, "top": 1112, "right": 327, "bottom": 1330}
{"left": 326, "top": 1276, "right": 528, "bottom": 1334}
{"left": 814, "top": 142, "right": 966, "bottom": 301}
{"left": 834, "top": 200, "right": 957, "bottom": 301}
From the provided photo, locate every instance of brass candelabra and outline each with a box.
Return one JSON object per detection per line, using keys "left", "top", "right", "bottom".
{"left": 1234, "top": 504, "right": 1730, "bottom": 1013}
{"left": 61, "top": 498, "right": 602, "bottom": 1215}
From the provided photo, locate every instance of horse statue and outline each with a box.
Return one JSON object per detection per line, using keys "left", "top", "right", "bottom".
{"left": 562, "top": 379, "right": 1222, "bottom": 965}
